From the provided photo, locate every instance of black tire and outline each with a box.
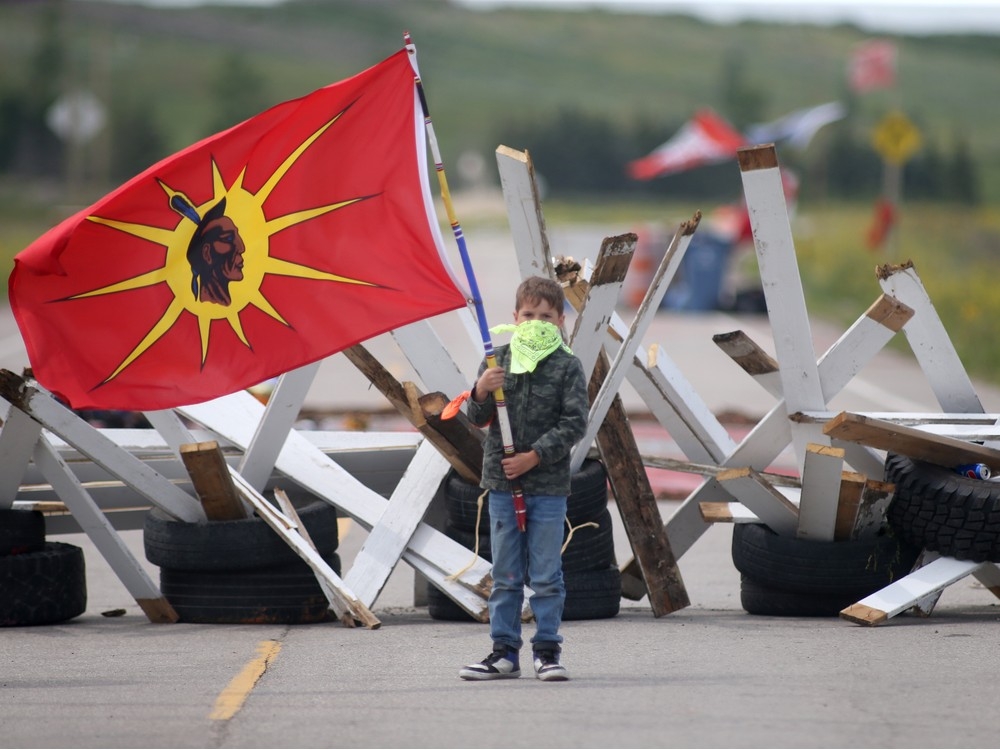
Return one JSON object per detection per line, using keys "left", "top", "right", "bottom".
{"left": 443, "top": 474, "right": 490, "bottom": 533}
{"left": 561, "top": 508, "right": 616, "bottom": 573}
{"left": 0, "top": 542, "right": 87, "bottom": 626}
{"left": 731, "top": 522, "right": 920, "bottom": 597}
{"left": 0, "top": 508, "right": 46, "bottom": 556}
{"left": 144, "top": 499, "right": 339, "bottom": 572}
{"left": 442, "top": 459, "right": 608, "bottom": 532}
{"left": 562, "top": 566, "right": 621, "bottom": 621}
{"left": 446, "top": 511, "right": 615, "bottom": 574}
{"left": 884, "top": 451, "right": 1000, "bottom": 562}
{"left": 566, "top": 459, "right": 609, "bottom": 526}
{"left": 446, "top": 523, "right": 491, "bottom": 562}
{"left": 739, "top": 575, "right": 856, "bottom": 617}
{"left": 426, "top": 583, "right": 479, "bottom": 622}
{"left": 159, "top": 553, "right": 341, "bottom": 625}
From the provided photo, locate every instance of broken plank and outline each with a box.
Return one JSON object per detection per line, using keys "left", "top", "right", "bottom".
{"left": 180, "top": 441, "right": 248, "bottom": 521}
{"left": 562, "top": 261, "right": 688, "bottom": 615}
{"left": 822, "top": 411, "right": 1000, "bottom": 469}
{"left": 851, "top": 477, "right": 894, "bottom": 540}
{"left": 231, "top": 470, "right": 380, "bottom": 629}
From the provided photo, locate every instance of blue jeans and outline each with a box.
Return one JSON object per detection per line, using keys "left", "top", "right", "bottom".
{"left": 487, "top": 491, "right": 567, "bottom": 653}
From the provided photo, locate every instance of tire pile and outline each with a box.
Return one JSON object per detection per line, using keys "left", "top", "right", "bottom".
{"left": 885, "top": 451, "right": 1000, "bottom": 562}
{"left": 428, "top": 458, "right": 621, "bottom": 622}
{"left": 143, "top": 499, "right": 340, "bottom": 624}
{"left": 0, "top": 508, "right": 87, "bottom": 626}
{"left": 731, "top": 521, "right": 921, "bottom": 617}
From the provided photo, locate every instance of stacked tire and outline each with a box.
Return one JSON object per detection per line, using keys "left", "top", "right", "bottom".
{"left": 428, "top": 459, "right": 621, "bottom": 621}
{"left": 0, "top": 508, "right": 87, "bottom": 626}
{"left": 731, "top": 521, "right": 921, "bottom": 617}
{"left": 884, "top": 451, "right": 1000, "bottom": 562}
{"left": 144, "top": 499, "right": 340, "bottom": 624}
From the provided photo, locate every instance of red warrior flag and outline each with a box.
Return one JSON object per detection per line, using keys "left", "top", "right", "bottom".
{"left": 9, "top": 49, "right": 469, "bottom": 411}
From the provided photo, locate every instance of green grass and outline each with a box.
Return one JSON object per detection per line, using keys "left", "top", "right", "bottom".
{"left": 791, "top": 201, "right": 1000, "bottom": 384}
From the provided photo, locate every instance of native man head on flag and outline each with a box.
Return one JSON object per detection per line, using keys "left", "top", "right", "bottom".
{"left": 177, "top": 197, "right": 246, "bottom": 307}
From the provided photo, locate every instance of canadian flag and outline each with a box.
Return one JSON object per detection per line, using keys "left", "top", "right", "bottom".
{"left": 626, "top": 109, "right": 746, "bottom": 180}
{"left": 848, "top": 40, "right": 897, "bottom": 93}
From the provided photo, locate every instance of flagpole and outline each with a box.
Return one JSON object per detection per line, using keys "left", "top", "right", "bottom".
{"left": 404, "top": 32, "right": 528, "bottom": 533}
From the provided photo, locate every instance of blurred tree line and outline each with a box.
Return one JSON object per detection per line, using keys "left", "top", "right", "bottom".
{"left": 0, "top": 2, "right": 270, "bottom": 195}
{"left": 497, "top": 47, "right": 980, "bottom": 205}
{"left": 0, "top": 3, "right": 980, "bottom": 208}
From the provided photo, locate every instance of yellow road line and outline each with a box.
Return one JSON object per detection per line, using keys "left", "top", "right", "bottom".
{"left": 209, "top": 639, "right": 281, "bottom": 721}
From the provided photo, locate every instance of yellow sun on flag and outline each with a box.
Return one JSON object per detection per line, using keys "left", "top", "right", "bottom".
{"left": 71, "top": 112, "right": 374, "bottom": 385}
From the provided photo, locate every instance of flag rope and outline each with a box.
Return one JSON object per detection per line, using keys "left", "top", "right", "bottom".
{"left": 405, "top": 32, "right": 528, "bottom": 532}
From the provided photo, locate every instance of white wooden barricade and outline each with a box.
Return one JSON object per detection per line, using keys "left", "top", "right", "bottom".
{"left": 7, "top": 135, "right": 1000, "bottom": 628}
{"left": 498, "top": 141, "right": 1000, "bottom": 625}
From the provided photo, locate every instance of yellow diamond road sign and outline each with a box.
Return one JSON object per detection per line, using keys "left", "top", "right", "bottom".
{"left": 872, "top": 111, "right": 922, "bottom": 165}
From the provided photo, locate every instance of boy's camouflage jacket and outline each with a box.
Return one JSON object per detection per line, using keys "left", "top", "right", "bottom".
{"left": 467, "top": 343, "right": 589, "bottom": 497}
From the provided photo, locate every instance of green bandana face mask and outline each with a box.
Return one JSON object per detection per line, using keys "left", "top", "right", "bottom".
{"left": 490, "top": 319, "right": 572, "bottom": 374}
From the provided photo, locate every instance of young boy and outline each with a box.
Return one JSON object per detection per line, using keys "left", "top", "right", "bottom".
{"left": 458, "top": 276, "right": 589, "bottom": 682}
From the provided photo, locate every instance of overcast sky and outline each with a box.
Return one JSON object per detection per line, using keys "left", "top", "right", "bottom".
{"left": 457, "top": 0, "right": 1000, "bottom": 35}
{"left": 92, "top": 0, "right": 1000, "bottom": 36}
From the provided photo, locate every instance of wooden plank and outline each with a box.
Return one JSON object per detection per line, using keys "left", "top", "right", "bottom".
{"left": 178, "top": 392, "right": 493, "bottom": 611}
{"left": 33, "top": 435, "right": 178, "bottom": 624}
{"left": 496, "top": 144, "right": 554, "bottom": 280}
{"left": 823, "top": 411, "right": 1000, "bottom": 468}
{"left": 343, "top": 345, "right": 482, "bottom": 482}
{"left": 560, "top": 261, "right": 689, "bottom": 614}
{"left": 566, "top": 233, "right": 634, "bottom": 380}
{"left": 796, "top": 443, "right": 845, "bottom": 541}
{"left": 342, "top": 440, "right": 452, "bottom": 607}
{"left": 590, "top": 351, "right": 689, "bottom": 613}
{"left": 0, "top": 403, "right": 42, "bottom": 508}
{"left": 878, "top": 262, "right": 986, "bottom": 417}
{"left": 630, "top": 343, "right": 735, "bottom": 464}
{"left": 833, "top": 472, "right": 865, "bottom": 541}
{"left": 230, "top": 471, "right": 381, "bottom": 629}
{"left": 342, "top": 344, "right": 410, "bottom": 414}
{"left": 712, "top": 330, "right": 783, "bottom": 396}
{"left": 571, "top": 216, "right": 699, "bottom": 472}
{"left": 699, "top": 501, "right": 759, "bottom": 524}
{"left": 180, "top": 441, "right": 248, "bottom": 521}
{"left": 716, "top": 467, "right": 799, "bottom": 537}
{"left": 841, "top": 556, "right": 987, "bottom": 626}
{"left": 0, "top": 371, "right": 205, "bottom": 523}
{"left": 419, "top": 391, "right": 483, "bottom": 483}
{"left": 237, "top": 361, "right": 319, "bottom": 491}
{"left": 642, "top": 453, "right": 800, "bottom": 487}
{"left": 738, "top": 144, "right": 828, "bottom": 468}
{"left": 405, "top": 384, "right": 482, "bottom": 483}
{"left": 851, "top": 478, "right": 894, "bottom": 540}
{"left": 391, "top": 318, "right": 477, "bottom": 400}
